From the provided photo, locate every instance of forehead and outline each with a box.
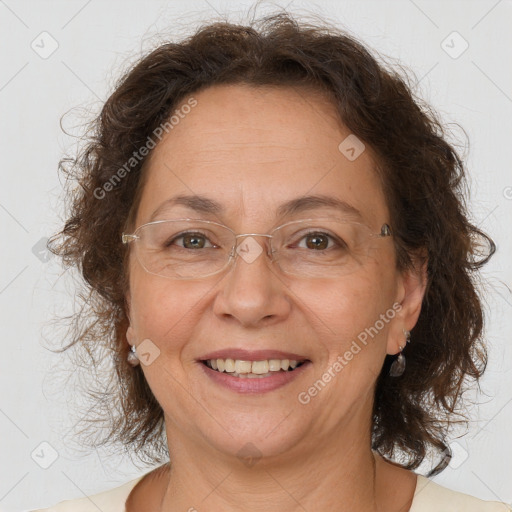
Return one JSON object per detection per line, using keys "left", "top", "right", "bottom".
{"left": 136, "top": 84, "right": 389, "bottom": 228}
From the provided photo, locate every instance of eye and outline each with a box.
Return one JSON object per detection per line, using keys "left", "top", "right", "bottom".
{"left": 295, "top": 231, "right": 343, "bottom": 251}
{"left": 165, "top": 231, "right": 216, "bottom": 249}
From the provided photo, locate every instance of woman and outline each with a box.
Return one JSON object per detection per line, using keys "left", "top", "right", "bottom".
{"left": 34, "top": 10, "right": 510, "bottom": 512}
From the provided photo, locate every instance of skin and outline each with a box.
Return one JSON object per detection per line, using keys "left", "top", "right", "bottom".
{"left": 124, "top": 84, "right": 427, "bottom": 512}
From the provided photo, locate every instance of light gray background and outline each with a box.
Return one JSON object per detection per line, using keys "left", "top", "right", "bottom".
{"left": 1, "top": 1, "right": 511, "bottom": 510}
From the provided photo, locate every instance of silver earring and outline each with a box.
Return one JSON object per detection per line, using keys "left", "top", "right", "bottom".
{"left": 127, "top": 344, "right": 140, "bottom": 367}
{"left": 389, "top": 329, "right": 411, "bottom": 377}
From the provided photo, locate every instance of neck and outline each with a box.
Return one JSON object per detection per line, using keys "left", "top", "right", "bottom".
{"left": 158, "top": 404, "right": 387, "bottom": 511}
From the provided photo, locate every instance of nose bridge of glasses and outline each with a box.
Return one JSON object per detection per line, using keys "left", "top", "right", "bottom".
{"left": 232, "top": 232, "right": 274, "bottom": 258}
{"left": 234, "top": 233, "right": 273, "bottom": 241}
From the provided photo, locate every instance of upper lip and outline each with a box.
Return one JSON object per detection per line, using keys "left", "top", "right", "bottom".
{"left": 199, "top": 349, "right": 309, "bottom": 362}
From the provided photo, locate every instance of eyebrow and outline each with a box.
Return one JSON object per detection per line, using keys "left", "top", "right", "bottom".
{"left": 149, "top": 193, "right": 364, "bottom": 223}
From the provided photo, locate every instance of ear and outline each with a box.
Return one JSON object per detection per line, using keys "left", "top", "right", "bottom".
{"left": 387, "top": 253, "right": 428, "bottom": 355}
{"left": 126, "top": 325, "right": 136, "bottom": 346}
{"left": 124, "top": 291, "right": 135, "bottom": 346}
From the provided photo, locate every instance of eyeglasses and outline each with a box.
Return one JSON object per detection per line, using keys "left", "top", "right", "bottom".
{"left": 122, "top": 217, "right": 392, "bottom": 280}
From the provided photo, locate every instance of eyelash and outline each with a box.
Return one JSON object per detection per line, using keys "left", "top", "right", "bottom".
{"left": 165, "top": 232, "right": 216, "bottom": 248}
{"left": 293, "top": 230, "right": 345, "bottom": 250}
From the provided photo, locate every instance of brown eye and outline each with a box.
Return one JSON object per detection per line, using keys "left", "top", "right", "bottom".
{"left": 166, "top": 232, "right": 213, "bottom": 249}
{"left": 182, "top": 233, "right": 207, "bottom": 249}
{"left": 304, "top": 233, "right": 330, "bottom": 250}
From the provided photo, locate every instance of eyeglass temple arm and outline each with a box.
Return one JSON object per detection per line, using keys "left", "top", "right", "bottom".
{"left": 122, "top": 234, "right": 138, "bottom": 244}
{"left": 380, "top": 224, "right": 392, "bottom": 237}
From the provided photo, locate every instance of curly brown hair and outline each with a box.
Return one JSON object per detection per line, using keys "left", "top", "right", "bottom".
{"left": 48, "top": 10, "right": 495, "bottom": 475}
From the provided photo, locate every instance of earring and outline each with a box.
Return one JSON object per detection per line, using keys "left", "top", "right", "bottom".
{"left": 389, "top": 329, "right": 411, "bottom": 377}
{"left": 127, "top": 344, "right": 140, "bottom": 367}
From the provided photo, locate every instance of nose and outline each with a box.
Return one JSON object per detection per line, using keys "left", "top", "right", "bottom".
{"left": 212, "top": 235, "right": 291, "bottom": 327}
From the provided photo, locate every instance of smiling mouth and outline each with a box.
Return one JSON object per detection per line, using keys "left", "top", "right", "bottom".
{"left": 201, "top": 358, "right": 308, "bottom": 378}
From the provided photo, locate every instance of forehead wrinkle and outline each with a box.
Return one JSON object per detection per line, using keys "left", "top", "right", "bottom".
{"left": 186, "top": 145, "right": 307, "bottom": 163}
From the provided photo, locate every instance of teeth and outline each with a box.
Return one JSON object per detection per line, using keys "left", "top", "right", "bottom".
{"left": 251, "top": 360, "right": 269, "bottom": 374}
{"left": 235, "top": 360, "right": 252, "bottom": 374}
{"left": 268, "top": 359, "right": 282, "bottom": 371}
{"left": 205, "top": 358, "right": 304, "bottom": 374}
{"left": 224, "top": 358, "right": 236, "bottom": 372}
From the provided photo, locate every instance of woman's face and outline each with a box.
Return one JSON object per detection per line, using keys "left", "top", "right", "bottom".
{"left": 126, "top": 84, "right": 424, "bottom": 462}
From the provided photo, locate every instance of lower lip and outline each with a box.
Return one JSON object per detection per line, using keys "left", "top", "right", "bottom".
{"left": 198, "top": 361, "right": 312, "bottom": 394}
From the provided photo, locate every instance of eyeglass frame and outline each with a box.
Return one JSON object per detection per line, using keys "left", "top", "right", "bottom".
{"left": 121, "top": 217, "right": 393, "bottom": 280}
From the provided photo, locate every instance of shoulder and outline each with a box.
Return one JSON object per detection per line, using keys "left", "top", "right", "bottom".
{"left": 28, "top": 474, "right": 146, "bottom": 512}
{"left": 410, "top": 474, "right": 512, "bottom": 512}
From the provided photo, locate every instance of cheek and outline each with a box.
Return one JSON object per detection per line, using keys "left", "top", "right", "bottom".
{"left": 306, "top": 272, "right": 395, "bottom": 366}
{"left": 128, "top": 266, "right": 199, "bottom": 348}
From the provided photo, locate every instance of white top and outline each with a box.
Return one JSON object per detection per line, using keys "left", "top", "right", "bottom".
{"left": 31, "top": 470, "right": 511, "bottom": 512}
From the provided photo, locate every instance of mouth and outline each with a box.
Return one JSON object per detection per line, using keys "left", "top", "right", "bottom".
{"left": 197, "top": 348, "right": 312, "bottom": 392}
{"left": 201, "top": 357, "right": 309, "bottom": 379}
